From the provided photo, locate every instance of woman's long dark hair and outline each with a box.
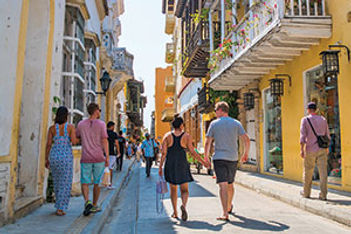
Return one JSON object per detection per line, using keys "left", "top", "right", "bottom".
{"left": 55, "top": 106, "right": 68, "bottom": 124}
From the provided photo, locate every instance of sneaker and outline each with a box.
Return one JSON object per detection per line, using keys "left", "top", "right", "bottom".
{"left": 107, "top": 185, "right": 116, "bottom": 190}
{"left": 83, "top": 200, "right": 93, "bottom": 216}
{"left": 91, "top": 206, "right": 102, "bottom": 213}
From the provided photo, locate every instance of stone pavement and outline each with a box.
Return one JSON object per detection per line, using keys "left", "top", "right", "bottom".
{"left": 235, "top": 170, "right": 351, "bottom": 227}
{"left": 0, "top": 157, "right": 136, "bottom": 234}
{"left": 101, "top": 165, "right": 351, "bottom": 233}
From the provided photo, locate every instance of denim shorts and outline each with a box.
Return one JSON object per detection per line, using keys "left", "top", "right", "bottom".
{"left": 81, "top": 162, "right": 105, "bottom": 184}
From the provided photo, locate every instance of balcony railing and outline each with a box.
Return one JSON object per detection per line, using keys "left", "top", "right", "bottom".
{"left": 209, "top": 0, "right": 330, "bottom": 90}
{"left": 161, "top": 108, "right": 175, "bottom": 122}
{"left": 165, "top": 43, "right": 175, "bottom": 64}
{"left": 185, "top": 20, "right": 210, "bottom": 61}
{"left": 165, "top": 76, "right": 175, "bottom": 93}
{"left": 112, "top": 48, "right": 134, "bottom": 76}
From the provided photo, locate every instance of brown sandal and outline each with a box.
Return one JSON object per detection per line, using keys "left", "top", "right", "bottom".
{"left": 180, "top": 205, "right": 188, "bottom": 221}
{"left": 217, "top": 216, "right": 229, "bottom": 221}
{"left": 56, "top": 210, "right": 66, "bottom": 216}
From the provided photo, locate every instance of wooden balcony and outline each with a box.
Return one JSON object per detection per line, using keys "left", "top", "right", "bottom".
{"left": 165, "top": 43, "right": 175, "bottom": 64}
{"left": 208, "top": 0, "right": 332, "bottom": 90}
{"left": 165, "top": 76, "right": 175, "bottom": 93}
{"left": 182, "top": 20, "right": 211, "bottom": 78}
{"left": 161, "top": 108, "right": 175, "bottom": 122}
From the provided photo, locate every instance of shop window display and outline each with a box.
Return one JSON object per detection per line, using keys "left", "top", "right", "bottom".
{"left": 264, "top": 89, "right": 283, "bottom": 175}
{"left": 305, "top": 67, "right": 342, "bottom": 184}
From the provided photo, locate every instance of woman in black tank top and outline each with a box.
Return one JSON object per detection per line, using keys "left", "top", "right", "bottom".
{"left": 159, "top": 116, "right": 209, "bottom": 221}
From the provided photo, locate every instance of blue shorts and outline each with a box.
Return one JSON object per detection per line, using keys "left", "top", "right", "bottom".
{"left": 81, "top": 162, "right": 105, "bottom": 184}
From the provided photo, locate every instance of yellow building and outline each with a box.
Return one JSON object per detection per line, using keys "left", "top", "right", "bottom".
{"left": 154, "top": 66, "right": 175, "bottom": 141}
{"left": 204, "top": 0, "right": 351, "bottom": 192}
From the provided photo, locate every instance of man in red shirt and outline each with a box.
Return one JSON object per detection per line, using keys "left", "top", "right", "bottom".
{"left": 76, "top": 103, "right": 109, "bottom": 216}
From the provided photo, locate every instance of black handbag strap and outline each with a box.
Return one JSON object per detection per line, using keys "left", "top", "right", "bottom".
{"left": 306, "top": 118, "right": 318, "bottom": 137}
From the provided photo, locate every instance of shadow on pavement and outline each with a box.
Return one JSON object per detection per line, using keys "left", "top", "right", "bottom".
{"left": 229, "top": 214, "right": 290, "bottom": 232}
{"left": 175, "top": 220, "right": 225, "bottom": 232}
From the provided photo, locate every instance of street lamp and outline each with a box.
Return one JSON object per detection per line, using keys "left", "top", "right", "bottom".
{"left": 269, "top": 74, "right": 292, "bottom": 97}
{"left": 96, "top": 71, "right": 112, "bottom": 95}
{"left": 319, "top": 50, "right": 340, "bottom": 76}
{"left": 320, "top": 44, "right": 350, "bottom": 76}
{"left": 243, "top": 92, "right": 255, "bottom": 110}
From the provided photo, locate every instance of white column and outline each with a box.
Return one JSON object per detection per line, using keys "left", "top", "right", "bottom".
{"left": 221, "top": 0, "right": 225, "bottom": 42}
{"left": 209, "top": 11, "right": 214, "bottom": 52}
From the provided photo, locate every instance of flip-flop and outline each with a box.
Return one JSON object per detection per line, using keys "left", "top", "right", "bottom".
{"left": 180, "top": 205, "right": 188, "bottom": 221}
{"left": 217, "top": 216, "right": 230, "bottom": 222}
{"left": 228, "top": 204, "right": 233, "bottom": 214}
{"left": 56, "top": 210, "right": 66, "bottom": 216}
{"left": 171, "top": 213, "right": 178, "bottom": 219}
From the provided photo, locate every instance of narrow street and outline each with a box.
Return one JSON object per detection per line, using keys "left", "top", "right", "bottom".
{"left": 101, "top": 163, "right": 351, "bottom": 234}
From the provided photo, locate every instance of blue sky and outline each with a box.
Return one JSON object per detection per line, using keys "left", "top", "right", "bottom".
{"left": 119, "top": 0, "right": 170, "bottom": 130}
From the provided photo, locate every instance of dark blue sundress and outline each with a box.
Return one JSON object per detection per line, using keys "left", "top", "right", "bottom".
{"left": 49, "top": 123, "right": 73, "bottom": 211}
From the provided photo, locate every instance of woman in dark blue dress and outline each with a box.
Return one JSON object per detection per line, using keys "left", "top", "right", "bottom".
{"left": 159, "top": 116, "right": 209, "bottom": 221}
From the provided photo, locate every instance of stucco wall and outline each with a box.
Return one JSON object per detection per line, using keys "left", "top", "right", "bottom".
{"left": 257, "top": 0, "right": 351, "bottom": 191}
{"left": 86, "top": 0, "right": 101, "bottom": 38}
{"left": 17, "top": 0, "right": 51, "bottom": 198}
{"left": 155, "top": 67, "right": 173, "bottom": 140}
{"left": 0, "top": 0, "right": 24, "bottom": 157}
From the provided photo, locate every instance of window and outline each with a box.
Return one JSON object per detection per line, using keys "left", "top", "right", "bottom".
{"left": 84, "top": 38, "right": 97, "bottom": 109}
{"left": 305, "top": 66, "right": 342, "bottom": 184}
{"left": 61, "top": 6, "right": 85, "bottom": 125}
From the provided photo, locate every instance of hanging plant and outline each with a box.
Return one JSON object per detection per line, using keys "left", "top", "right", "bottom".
{"left": 208, "top": 0, "right": 276, "bottom": 73}
{"left": 209, "top": 89, "right": 239, "bottom": 118}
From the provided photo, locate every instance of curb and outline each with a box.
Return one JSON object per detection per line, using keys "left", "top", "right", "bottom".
{"left": 235, "top": 172, "right": 351, "bottom": 227}
{"left": 82, "top": 159, "right": 137, "bottom": 234}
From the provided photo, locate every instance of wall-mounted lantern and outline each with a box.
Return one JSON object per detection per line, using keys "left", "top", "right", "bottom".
{"left": 96, "top": 71, "right": 112, "bottom": 95}
{"left": 320, "top": 44, "right": 350, "bottom": 76}
{"left": 243, "top": 92, "right": 255, "bottom": 110}
{"left": 269, "top": 74, "right": 291, "bottom": 97}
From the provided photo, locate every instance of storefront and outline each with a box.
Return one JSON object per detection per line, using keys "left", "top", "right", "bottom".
{"left": 263, "top": 88, "right": 283, "bottom": 175}
{"left": 304, "top": 66, "right": 342, "bottom": 184}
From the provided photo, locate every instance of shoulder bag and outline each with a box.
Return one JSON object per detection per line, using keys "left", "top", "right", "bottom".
{"left": 306, "top": 118, "right": 330, "bottom": 149}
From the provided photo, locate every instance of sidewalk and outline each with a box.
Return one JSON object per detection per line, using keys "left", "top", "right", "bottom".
{"left": 235, "top": 170, "right": 351, "bottom": 227}
{"left": 0, "top": 158, "right": 136, "bottom": 234}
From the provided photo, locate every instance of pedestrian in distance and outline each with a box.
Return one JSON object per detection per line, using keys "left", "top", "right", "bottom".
{"left": 76, "top": 103, "right": 109, "bottom": 216}
{"left": 116, "top": 131, "right": 126, "bottom": 171}
{"left": 141, "top": 133, "right": 157, "bottom": 177}
{"left": 159, "top": 116, "right": 210, "bottom": 221}
{"left": 300, "top": 102, "right": 330, "bottom": 200}
{"left": 153, "top": 138, "right": 160, "bottom": 166}
{"left": 204, "top": 101, "right": 250, "bottom": 221}
{"left": 136, "top": 141, "right": 142, "bottom": 162}
{"left": 127, "top": 140, "right": 134, "bottom": 159}
{"left": 106, "top": 121, "right": 120, "bottom": 190}
{"left": 45, "top": 106, "right": 79, "bottom": 216}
